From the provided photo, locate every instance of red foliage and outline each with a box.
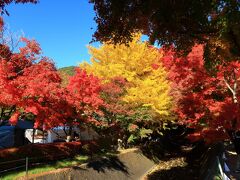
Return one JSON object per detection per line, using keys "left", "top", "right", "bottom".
{"left": 0, "top": 19, "right": 70, "bottom": 129}
{"left": 101, "top": 77, "right": 131, "bottom": 115}
{"left": 0, "top": 36, "right": 68, "bottom": 128}
{"left": 66, "top": 68, "right": 104, "bottom": 125}
{"left": 0, "top": 29, "right": 107, "bottom": 130}
{"left": 9, "top": 112, "right": 20, "bottom": 125}
{"left": 15, "top": 59, "right": 68, "bottom": 129}
{"left": 161, "top": 44, "right": 240, "bottom": 142}
{"left": 0, "top": 142, "right": 82, "bottom": 161}
{"left": 187, "top": 132, "right": 203, "bottom": 142}
{"left": 0, "top": 17, "right": 109, "bottom": 130}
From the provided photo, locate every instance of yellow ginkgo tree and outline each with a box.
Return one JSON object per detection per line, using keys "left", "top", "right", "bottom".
{"left": 81, "top": 34, "right": 173, "bottom": 123}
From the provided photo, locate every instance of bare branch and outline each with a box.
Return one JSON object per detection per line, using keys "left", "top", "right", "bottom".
{"left": 224, "top": 74, "right": 238, "bottom": 103}
{"left": 223, "top": 69, "right": 238, "bottom": 103}
{"left": 233, "top": 68, "right": 238, "bottom": 92}
{"left": 224, "top": 77, "right": 235, "bottom": 94}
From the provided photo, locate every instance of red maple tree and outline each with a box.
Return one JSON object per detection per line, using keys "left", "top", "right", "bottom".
{"left": 0, "top": 23, "right": 106, "bottom": 130}
{"left": 0, "top": 34, "right": 68, "bottom": 129}
{"left": 161, "top": 45, "right": 240, "bottom": 143}
{"left": 101, "top": 77, "right": 131, "bottom": 117}
{"left": 66, "top": 68, "right": 104, "bottom": 126}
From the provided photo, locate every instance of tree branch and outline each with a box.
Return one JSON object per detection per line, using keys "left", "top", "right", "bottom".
{"left": 224, "top": 71, "right": 238, "bottom": 103}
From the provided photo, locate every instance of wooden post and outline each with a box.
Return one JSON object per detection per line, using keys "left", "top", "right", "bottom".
{"left": 25, "top": 157, "right": 29, "bottom": 179}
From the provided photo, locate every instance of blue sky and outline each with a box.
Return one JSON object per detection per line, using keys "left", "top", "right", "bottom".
{"left": 4, "top": 0, "right": 99, "bottom": 68}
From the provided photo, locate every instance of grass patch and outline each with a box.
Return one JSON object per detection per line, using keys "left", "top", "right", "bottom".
{"left": 0, "top": 155, "right": 89, "bottom": 180}
{"left": 0, "top": 150, "right": 118, "bottom": 180}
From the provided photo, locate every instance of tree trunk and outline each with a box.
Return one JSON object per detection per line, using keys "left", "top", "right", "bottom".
{"left": 32, "top": 128, "right": 35, "bottom": 143}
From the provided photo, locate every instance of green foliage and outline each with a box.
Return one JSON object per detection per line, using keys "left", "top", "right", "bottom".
{"left": 58, "top": 66, "right": 76, "bottom": 76}
{"left": 58, "top": 66, "right": 76, "bottom": 86}
{"left": 127, "top": 134, "right": 137, "bottom": 144}
{"left": 139, "top": 128, "right": 153, "bottom": 139}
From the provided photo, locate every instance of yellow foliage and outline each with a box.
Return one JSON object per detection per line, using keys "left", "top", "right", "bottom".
{"left": 123, "top": 68, "right": 172, "bottom": 116}
{"left": 81, "top": 34, "right": 172, "bottom": 120}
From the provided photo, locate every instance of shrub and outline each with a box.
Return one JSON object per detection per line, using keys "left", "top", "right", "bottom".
{"left": 0, "top": 142, "right": 82, "bottom": 171}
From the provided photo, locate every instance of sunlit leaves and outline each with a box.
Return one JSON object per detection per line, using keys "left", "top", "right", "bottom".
{"left": 162, "top": 44, "right": 240, "bottom": 142}
{"left": 82, "top": 34, "right": 173, "bottom": 121}
{"left": 66, "top": 68, "right": 104, "bottom": 125}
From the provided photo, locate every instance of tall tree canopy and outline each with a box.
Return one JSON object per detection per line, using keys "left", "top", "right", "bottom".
{"left": 81, "top": 34, "right": 172, "bottom": 122}
{"left": 66, "top": 68, "right": 104, "bottom": 126}
{"left": 0, "top": 19, "right": 105, "bottom": 130}
{"left": 161, "top": 44, "right": 240, "bottom": 143}
{"left": 0, "top": 35, "right": 66, "bottom": 129}
{"left": 90, "top": 0, "right": 240, "bottom": 65}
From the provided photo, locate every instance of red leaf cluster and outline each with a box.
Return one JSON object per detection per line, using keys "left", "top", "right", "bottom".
{"left": 0, "top": 20, "right": 105, "bottom": 129}
{"left": 101, "top": 77, "right": 131, "bottom": 115}
{"left": 66, "top": 68, "right": 104, "bottom": 125}
{"left": 161, "top": 45, "right": 240, "bottom": 142}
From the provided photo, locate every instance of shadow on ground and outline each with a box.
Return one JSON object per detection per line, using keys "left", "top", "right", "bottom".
{"left": 86, "top": 156, "right": 129, "bottom": 174}
{"left": 144, "top": 141, "right": 223, "bottom": 180}
{"left": 27, "top": 149, "right": 155, "bottom": 180}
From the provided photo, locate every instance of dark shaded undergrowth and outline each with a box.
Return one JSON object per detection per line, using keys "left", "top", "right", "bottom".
{"left": 144, "top": 141, "right": 223, "bottom": 180}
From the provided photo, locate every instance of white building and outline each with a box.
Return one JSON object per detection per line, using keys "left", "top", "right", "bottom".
{"left": 25, "top": 126, "right": 99, "bottom": 143}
